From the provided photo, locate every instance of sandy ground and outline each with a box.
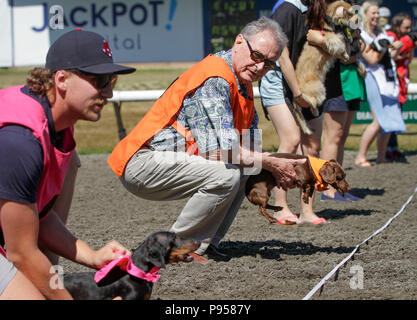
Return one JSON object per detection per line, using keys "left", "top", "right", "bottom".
{"left": 60, "top": 150, "right": 417, "bottom": 300}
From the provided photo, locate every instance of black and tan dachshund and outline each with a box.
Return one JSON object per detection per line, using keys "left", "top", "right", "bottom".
{"left": 63, "top": 231, "right": 199, "bottom": 300}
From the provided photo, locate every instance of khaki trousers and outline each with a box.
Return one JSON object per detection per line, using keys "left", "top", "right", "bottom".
{"left": 121, "top": 149, "right": 248, "bottom": 255}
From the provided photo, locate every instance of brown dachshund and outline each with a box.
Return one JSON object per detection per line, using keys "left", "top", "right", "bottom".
{"left": 244, "top": 167, "right": 284, "bottom": 224}
{"left": 245, "top": 153, "right": 350, "bottom": 224}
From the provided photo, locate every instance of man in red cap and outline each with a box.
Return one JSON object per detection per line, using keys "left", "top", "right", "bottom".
{"left": 0, "top": 29, "right": 135, "bottom": 300}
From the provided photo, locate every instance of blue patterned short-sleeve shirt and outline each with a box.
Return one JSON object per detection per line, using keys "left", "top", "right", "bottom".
{"left": 148, "top": 50, "right": 259, "bottom": 153}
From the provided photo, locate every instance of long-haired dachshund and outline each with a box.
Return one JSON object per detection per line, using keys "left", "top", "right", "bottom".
{"left": 293, "top": 0, "right": 365, "bottom": 134}
{"left": 63, "top": 231, "right": 199, "bottom": 300}
{"left": 245, "top": 153, "right": 350, "bottom": 224}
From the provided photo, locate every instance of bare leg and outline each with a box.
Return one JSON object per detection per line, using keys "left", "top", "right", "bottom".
{"left": 338, "top": 111, "right": 356, "bottom": 164}
{"left": 376, "top": 132, "right": 390, "bottom": 163}
{"left": 355, "top": 110, "right": 381, "bottom": 166}
{"left": 321, "top": 111, "right": 349, "bottom": 198}
{"left": 298, "top": 117, "right": 324, "bottom": 223}
{"left": 267, "top": 104, "right": 300, "bottom": 224}
{"left": 0, "top": 270, "right": 45, "bottom": 300}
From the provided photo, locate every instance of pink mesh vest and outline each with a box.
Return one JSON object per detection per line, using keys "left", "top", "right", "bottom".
{"left": 0, "top": 85, "right": 75, "bottom": 218}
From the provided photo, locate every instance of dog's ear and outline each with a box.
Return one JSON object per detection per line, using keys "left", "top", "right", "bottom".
{"left": 146, "top": 247, "right": 166, "bottom": 269}
{"left": 319, "top": 161, "right": 337, "bottom": 184}
{"left": 334, "top": 5, "right": 346, "bottom": 18}
{"left": 145, "top": 240, "right": 167, "bottom": 269}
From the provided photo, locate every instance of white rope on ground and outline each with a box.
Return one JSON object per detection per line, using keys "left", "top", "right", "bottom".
{"left": 302, "top": 186, "right": 417, "bottom": 300}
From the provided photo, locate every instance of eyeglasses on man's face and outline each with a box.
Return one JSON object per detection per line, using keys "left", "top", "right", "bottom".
{"left": 70, "top": 70, "right": 118, "bottom": 89}
{"left": 243, "top": 36, "right": 279, "bottom": 71}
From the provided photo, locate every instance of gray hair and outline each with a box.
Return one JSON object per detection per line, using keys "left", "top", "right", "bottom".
{"left": 240, "top": 16, "right": 288, "bottom": 57}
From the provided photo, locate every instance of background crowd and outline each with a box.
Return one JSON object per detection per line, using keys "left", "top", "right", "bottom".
{"left": 259, "top": 0, "right": 415, "bottom": 226}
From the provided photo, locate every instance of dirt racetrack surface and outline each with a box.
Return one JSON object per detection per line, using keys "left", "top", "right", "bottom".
{"left": 61, "top": 151, "right": 417, "bottom": 300}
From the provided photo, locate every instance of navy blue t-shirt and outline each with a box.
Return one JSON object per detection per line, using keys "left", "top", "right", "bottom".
{"left": 0, "top": 125, "right": 44, "bottom": 204}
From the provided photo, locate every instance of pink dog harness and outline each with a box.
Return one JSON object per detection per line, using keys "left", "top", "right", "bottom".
{"left": 94, "top": 252, "right": 160, "bottom": 284}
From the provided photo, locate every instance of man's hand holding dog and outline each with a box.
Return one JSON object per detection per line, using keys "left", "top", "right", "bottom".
{"left": 77, "top": 239, "right": 131, "bottom": 270}
{"left": 262, "top": 154, "right": 306, "bottom": 191}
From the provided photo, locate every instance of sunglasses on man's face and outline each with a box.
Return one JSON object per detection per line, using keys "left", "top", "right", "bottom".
{"left": 243, "top": 36, "right": 279, "bottom": 71}
{"left": 71, "top": 70, "right": 118, "bottom": 89}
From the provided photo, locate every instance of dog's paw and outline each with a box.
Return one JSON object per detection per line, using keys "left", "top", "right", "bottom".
{"left": 269, "top": 217, "right": 278, "bottom": 224}
{"left": 342, "top": 51, "right": 350, "bottom": 61}
{"left": 301, "top": 93, "right": 317, "bottom": 109}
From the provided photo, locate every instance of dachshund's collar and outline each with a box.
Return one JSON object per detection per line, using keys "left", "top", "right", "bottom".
{"left": 307, "top": 156, "right": 329, "bottom": 192}
{"left": 94, "top": 253, "right": 160, "bottom": 284}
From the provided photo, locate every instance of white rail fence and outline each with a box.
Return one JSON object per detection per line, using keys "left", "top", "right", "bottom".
{"left": 109, "top": 84, "right": 417, "bottom": 140}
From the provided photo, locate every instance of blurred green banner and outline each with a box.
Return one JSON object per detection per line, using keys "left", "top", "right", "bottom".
{"left": 353, "top": 93, "right": 417, "bottom": 124}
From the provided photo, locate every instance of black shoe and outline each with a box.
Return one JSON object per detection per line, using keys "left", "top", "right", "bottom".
{"left": 393, "top": 150, "right": 407, "bottom": 162}
{"left": 205, "top": 244, "right": 230, "bottom": 261}
{"left": 386, "top": 151, "right": 396, "bottom": 162}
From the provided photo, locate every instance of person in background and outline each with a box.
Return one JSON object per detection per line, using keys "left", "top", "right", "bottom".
{"left": 271, "top": 0, "right": 285, "bottom": 16}
{"left": 354, "top": 1, "right": 406, "bottom": 167}
{"left": 259, "top": 0, "right": 332, "bottom": 224}
{"left": 378, "top": 6, "right": 391, "bottom": 31}
{"left": 320, "top": 0, "right": 366, "bottom": 202}
{"left": 386, "top": 13, "right": 415, "bottom": 162}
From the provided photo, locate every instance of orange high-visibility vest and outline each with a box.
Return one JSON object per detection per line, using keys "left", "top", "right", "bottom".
{"left": 107, "top": 54, "right": 255, "bottom": 177}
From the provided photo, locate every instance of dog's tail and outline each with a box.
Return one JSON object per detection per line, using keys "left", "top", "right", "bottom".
{"left": 285, "top": 97, "right": 313, "bottom": 135}
{"left": 265, "top": 204, "right": 284, "bottom": 211}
